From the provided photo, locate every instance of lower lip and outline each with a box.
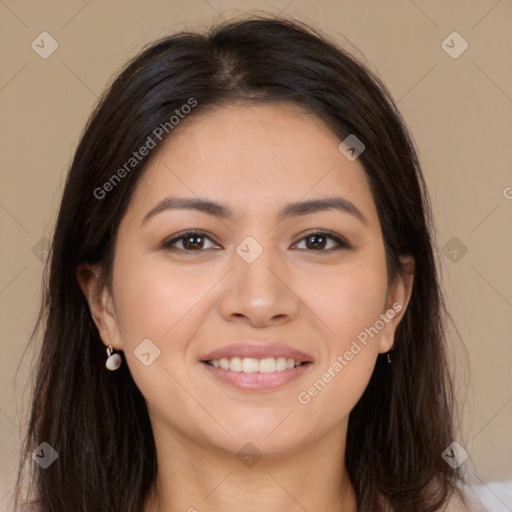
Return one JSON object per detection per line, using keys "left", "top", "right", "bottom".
{"left": 200, "top": 362, "right": 313, "bottom": 391}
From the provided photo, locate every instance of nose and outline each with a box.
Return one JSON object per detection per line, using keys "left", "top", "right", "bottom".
{"left": 218, "top": 245, "right": 299, "bottom": 328}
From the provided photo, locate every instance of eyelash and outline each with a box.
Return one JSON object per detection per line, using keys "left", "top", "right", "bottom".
{"left": 161, "top": 229, "right": 351, "bottom": 253}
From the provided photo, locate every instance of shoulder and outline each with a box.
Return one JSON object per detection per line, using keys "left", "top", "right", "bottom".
{"left": 443, "top": 487, "right": 489, "bottom": 512}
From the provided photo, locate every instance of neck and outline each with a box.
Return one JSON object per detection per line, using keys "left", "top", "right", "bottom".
{"left": 144, "top": 421, "right": 358, "bottom": 512}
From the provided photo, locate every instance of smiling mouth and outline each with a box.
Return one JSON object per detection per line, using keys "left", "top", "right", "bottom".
{"left": 202, "top": 356, "right": 311, "bottom": 373}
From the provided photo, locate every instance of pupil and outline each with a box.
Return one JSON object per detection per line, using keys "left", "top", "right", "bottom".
{"left": 184, "top": 235, "right": 203, "bottom": 250}
{"left": 307, "top": 234, "right": 326, "bottom": 250}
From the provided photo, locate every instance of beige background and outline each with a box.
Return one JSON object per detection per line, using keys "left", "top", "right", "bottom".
{"left": 1, "top": 0, "right": 511, "bottom": 507}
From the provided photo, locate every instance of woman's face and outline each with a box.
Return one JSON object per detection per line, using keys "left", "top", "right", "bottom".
{"left": 89, "top": 102, "right": 412, "bottom": 456}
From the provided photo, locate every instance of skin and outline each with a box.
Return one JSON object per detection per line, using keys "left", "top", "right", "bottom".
{"left": 78, "top": 102, "right": 415, "bottom": 512}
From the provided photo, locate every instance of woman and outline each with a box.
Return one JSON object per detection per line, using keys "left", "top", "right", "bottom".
{"left": 13, "top": 15, "right": 481, "bottom": 512}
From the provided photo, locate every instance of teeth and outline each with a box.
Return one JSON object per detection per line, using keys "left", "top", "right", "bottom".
{"left": 242, "top": 357, "right": 259, "bottom": 372}
{"left": 208, "top": 356, "right": 305, "bottom": 373}
{"left": 259, "top": 357, "right": 276, "bottom": 373}
{"left": 276, "top": 357, "right": 287, "bottom": 371}
{"left": 230, "top": 357, "right": 243, "bottom": 372}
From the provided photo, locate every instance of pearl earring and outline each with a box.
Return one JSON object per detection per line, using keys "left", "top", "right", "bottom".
{"left": 105, "top": 344, "right": 122, "bottom": 371}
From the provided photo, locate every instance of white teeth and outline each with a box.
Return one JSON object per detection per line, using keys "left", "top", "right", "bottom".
{"left": 207, "top": 356, "right": 306, "bottom": 373}
{"left": 276, "top": 357, "right": 287, "bottom": 371}
{"left": 229, "top": 357, "right": 243, "bottom": 372}
{"left": 242, "top": 357, "right": 259, "bottom": 372}
{"left": 259, "top": 357, "right": 276, "bottom": 373}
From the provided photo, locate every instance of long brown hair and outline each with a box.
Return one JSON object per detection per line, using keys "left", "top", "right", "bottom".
{"left": 13, "top": 15, "right": 466, "bottom": 511}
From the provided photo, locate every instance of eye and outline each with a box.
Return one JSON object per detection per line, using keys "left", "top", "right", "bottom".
{"left": 162, "top": 230, "right": 221, "bottom": 252}
{"left": 293, "top": 231, "right": 350, "bottom": 252}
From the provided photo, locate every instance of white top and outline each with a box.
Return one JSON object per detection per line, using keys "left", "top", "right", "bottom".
{"left": 470, "top": 480, "right": 512, "bottom": 512}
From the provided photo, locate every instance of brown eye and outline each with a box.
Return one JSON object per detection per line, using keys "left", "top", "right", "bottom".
{"left": 294, "top": 231, "right": 350, "bottom": 252}
{"left": 162, "top": 230, "right": 220, "bottom": 251}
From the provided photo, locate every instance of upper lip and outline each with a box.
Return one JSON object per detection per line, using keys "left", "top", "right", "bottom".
{"left": 200, "top": 342, "right": 314, "bottom": 363}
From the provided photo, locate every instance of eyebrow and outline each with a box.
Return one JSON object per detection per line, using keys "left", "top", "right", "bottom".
{"left": 141, "top": 195, "right": 369, "bottom": 227}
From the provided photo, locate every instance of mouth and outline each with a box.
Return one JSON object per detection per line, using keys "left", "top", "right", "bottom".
{"left": 199, "top": 342, "right": 314, "bottom": 391}
{"left": 199, "top": 354, "right": 313, "bottom": 391}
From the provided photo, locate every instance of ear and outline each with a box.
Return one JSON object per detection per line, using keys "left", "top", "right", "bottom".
{"left": 378, "top": 255, "right": 415, "bottom": 354}
{"left": 76, "top": 263, "right": 123, "bottom": 351}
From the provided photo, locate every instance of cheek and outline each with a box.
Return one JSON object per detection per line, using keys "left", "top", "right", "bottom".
{"left": 297, "top": 348, "right": 376, "bottom": 426}
{"left": 111, "top": 254, "right": 212, "bottom": 419}
{"left": 113, "top": 253, "right": 211, "bottom": 342}
{"left": 293, "top": 251, "right": 387, "bottom": 414}
{"left": 303, "top": 252, "right": 389, "bottom": 349}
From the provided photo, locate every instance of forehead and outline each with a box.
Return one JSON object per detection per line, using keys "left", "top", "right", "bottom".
{"left": 123, "top": 102, "right": 380, "bottom": 230}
